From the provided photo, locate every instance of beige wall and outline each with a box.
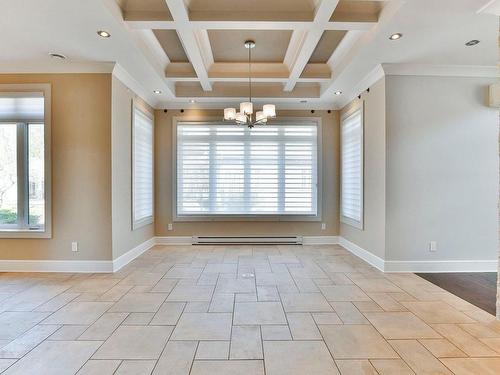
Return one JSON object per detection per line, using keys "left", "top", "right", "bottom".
{"left": 340, "top": 78, "right": 386, "bottom": 259}
{"left": 155, "top": 109, "right": 340, "bottom": 236}
{"left": 111, "top": 76, "right": 154, "bottom": 260}
{"left": 0, "top": 74, "right": 112, "bottom": 261}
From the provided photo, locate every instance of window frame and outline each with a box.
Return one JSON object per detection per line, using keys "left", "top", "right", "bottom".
{"left": 172, "top": 117, "right": 322, "bottom": 222}
{"left": 0, "top": 84, "right": 52, "bottom": 238}
{"left": 131, "top": 99, "right": 154, "bottom": 230}
{"left": 340, "top": 103, "right": 364, "bottom": 230}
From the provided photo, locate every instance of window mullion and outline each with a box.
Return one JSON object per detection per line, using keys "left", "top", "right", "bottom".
{"left": 278, "top": 127, "right": 285, "bottom": 214}
{"left": 16, "top": 123, "right": 28, "bottom": 229}
{"left": 243, "top": 128, "right": 250, "bottom": 213}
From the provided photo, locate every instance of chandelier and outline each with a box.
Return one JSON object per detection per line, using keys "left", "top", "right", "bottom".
{"left": 223, "top": 40, "right": 276, "bottom": 128}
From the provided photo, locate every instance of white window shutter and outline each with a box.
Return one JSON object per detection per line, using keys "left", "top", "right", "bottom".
{"left": 132, "top": 107, "right": 154, "bottom": 228}
{"left": 341, "top": 108, "right": 363, "bottom": 228}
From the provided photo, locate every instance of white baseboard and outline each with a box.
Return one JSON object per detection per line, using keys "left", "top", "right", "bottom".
{"left": 0, "top": 259, "right": 112, "bottom": 273}
{"left": 155, "top": 236, "right": 193, "bottom": 245}
{"left": 303, "top": 236, "right": 339, "bottom": 245}
{"left": 112, "top": 237, "right": 156, "bottom": 272}
{"left": 338, "top": 236, "right": 385, "bottom": 271}
{"left": 384, "top": 260, "right": 498, "bottom": 273}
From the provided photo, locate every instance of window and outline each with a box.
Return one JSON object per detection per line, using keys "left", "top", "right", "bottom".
{"left": 132, "top": 104, "right": 154, "bottom": 229}
{"left": 175, "top": 121, "right": 319, "bottom": 219}
{"left": 341, "top": 106, "right": 364, "bottom": 229}
{"left": 0, "top": 86, "right": 51, "bottom": 238}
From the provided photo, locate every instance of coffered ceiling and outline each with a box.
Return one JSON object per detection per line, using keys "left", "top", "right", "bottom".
{"left": 0, "top": 0, "right": 497, "bottom": 109}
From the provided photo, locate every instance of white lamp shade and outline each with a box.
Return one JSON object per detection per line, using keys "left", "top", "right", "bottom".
{"left": 224, "top": 107, "right": 236, "bottom": 120}
{"left": 256, "top": 111, "right": 267, "bottom": 122}
{"left": 235, "top": 112, "right": 247, "bottom": 123}
{"left": 263, "top": 104, "right": 276, "bottom": 118}
{"left": 240, "top": 102, "right": 253, "bottom": 115}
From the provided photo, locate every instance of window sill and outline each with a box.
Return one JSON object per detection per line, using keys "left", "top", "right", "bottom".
{"left": 0, "top": 229, "right": 51, "bottom": 239}
{"left": 174, "top": 215, "right": 321, "bottom": 222}
{"left": 132, "top": 217, "right": 154, "bottom": 231}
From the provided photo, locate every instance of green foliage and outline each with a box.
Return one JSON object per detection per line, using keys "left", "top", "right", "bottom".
{"left": 0, "top": 209, "right": 17, "bottom": 224}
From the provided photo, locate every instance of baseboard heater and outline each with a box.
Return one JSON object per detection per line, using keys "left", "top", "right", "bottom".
{"left": 192, "top": 236, "right": 303, "bottom": 245}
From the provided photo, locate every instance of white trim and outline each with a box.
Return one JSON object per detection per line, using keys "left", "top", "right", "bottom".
{"left": 302, "top": 236, "right": 339, "bottom": 245}
{"left": 382, "top": 64, "right": 499, "bottom": 78}
{"left": 338, "top": 236, "right": 385, "bottom": 271}
{"left": 0, "top": 260, "right": 112, "bottom": 273}
{"left": 0, "top": 61, "right": 115, "bottom": 74}
{"left": 156, "top": 236, "right": 193, "bottom": 245}
{"left": 335, "top": 64, "right": 385, "bottom": 109}
{"left": 112, "top": 64, "right": 158, "bottom": 108}
{"left": 112, "top": 237, "right": 156, "bottom": 272}
{"left": 384, "top": 260, "right": 498, "bottom": 273}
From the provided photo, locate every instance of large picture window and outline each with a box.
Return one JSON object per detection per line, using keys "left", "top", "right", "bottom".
{"left": 0, "top": 86, "right": 51, "bottom": 237}
{"left": 341, "top": 106, "right": 364, "bottom": 229}
{"left": 132, "top": 104, "right": 154, "bottom": 229}
{"left": 175, "top": 122, "right": 319, "bottom": 219}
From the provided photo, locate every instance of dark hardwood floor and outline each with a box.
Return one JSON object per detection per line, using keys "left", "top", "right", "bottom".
{"left": 416, "top": 272, "right": 498, "bottom": 315}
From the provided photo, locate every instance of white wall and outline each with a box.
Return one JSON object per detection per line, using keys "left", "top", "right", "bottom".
{"left": 385, "top": 75, "right": 499, "bottom": 263}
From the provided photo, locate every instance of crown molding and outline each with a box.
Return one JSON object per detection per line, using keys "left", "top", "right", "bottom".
{"left": 382, "top": 63, "right": 499, "bottom": 78}
{"left": 0, "top": 61, "right": 115, "bottom": 74}
{"left": 112, "top": 63, "right": 159, "bottom": 108}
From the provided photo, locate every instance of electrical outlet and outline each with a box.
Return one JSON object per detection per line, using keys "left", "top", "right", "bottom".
{"left": 321, "top": 223, "right": 326, "bottom": 230}
{"left": 167, "top": 223, "right": 173, "bottom": 231}
{"left": 71, "top": 242, "right": 78, "bottom": 252}
{"left": 429, "top": 241, "right": 437, "bottom": 252}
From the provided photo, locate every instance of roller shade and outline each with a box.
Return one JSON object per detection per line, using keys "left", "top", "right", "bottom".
{"left": 176, "top": 123, "right": 318, "bottom": 216}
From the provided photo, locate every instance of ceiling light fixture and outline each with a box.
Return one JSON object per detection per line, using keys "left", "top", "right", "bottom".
{"left": 465, "top": 40, "right": 480, "bottom": 46}
{"left": 334, "top": 91, "right": 342, "bottom": 96}
{"left": 97, "top": 30, "right": 111, "bottom": 38}
{"left": 224, "top": 40, "right": 276, "bottom": 128}
{"left": 153, "top": 90, "right": 162, "bottom": 94}
{"left": 49, "top": 52, "right": 66, "bottom": 60}
{"left": 189, "top": 99, "right": 195, "bottom": 103}
{"left": 389, "top": 33, "right": 403, "bottom": 40}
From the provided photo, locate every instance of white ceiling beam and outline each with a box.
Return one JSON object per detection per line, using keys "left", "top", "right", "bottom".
{"left": 284, "top": 0, "right": 341, "bottom": 92}
{"left": 164, "top": 0, "right": 212, "bottom": 91}
{"left": 126, "top": 20, "right": 376, "bottom": 31}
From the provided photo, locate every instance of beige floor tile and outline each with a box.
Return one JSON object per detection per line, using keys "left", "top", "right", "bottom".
{"left": 79, "top": 312, "right": 128, "bottom": 340}
{"left": 42, "top": 301, "right": 113, "bottom": 325}
{"left": 432, "top": 323, "right": 499, "bottom": 357}
{"left": 184, "top": 301, "right": 210, "bottom": 312}
{"left": 70, "top": 279, "right": 119, "bottom": 294}
{"left": 166, "top": 285, "right": 215, "bottom": 302}
{"left": 367, "top": 293, "right": 406, "bottom": 312}
{"left": 364, "top": 312, "right": 441, "bottom": 339}
{"left": 257, "top": 286, "right": 279, "bottom": 301}
{"left": 190, "top": 360, "right": 265, "bottom": 375}
{"left": 402, "top": 301, "right": 475, "bottom": 324}
{"left": 3, "top": 340, "right": 101, "bottom": 375}
{"left": 150, "top": 302, "right": 185, "bottom": 325}
{"left": 196, "top": 341, "right": 230, "bottom": 359}
{"left": 48, "top": 325, "right": 88, "bottom": 340}
{"left": 33, "top": 292, "right": 80, "bottom": 312}
{"left": 114, "top": 360, "right": 156, "bottom": 375}
{"left": 353, "top": 301, "right": 383, "bottom": 312}
{"left": 203, "top": 263, "right": 237, "bottom": 274}
{"left": 215, "top": 278, "right": 256, "bottom": 294}
{"left": 330, "top": 302, "right": 369, "bottom": 324}
{"left": 440, "top": 358, "right": 500, "bottom": 375}
{"left": 319, "top": 285, "right": 371, "bottom": 302}
{"left": 335, "top": 359, "right": 377, "bottom": 374}
{"left": 99, "top": 284, "right": 134, "bottom": 302}
{"left": 480, "top": 338, "right": 500, "bottom": 354}
{"left": 230, "top": 326, "right": 263, "bottom": 359}
{"left": 93, "top": 326, "right": 172, "bottom": 359}
{"left": 389, "top": 339, "right": 453, "bottom": 375}
{"left": 108, "top": 293, "right": 167, "bottom": 313}
{"left": 234, "top": 302, "right": 286, "bottom": 325}
{"left": 171, "top": 312, "right": 232, "bottom": 340}
{"left": 151, "top": 278, "right": 178, "bottom": 293}
{"left": 0, "top": 324, "right": 60, "bottom": 358}
{"left": 353, "top": 278, "right": 403, "bottom": 293}
{"left": 0, "top": 311, "right": 49, "bottom": 340}
{"left": 287, "top": 313, "right": 322, "bottom": 340}
{"left": 418, "top": 338, "right": 466, "bottom": 357}
{"left": 209, "top": 293, "right": 235, "bottom": 312}
{"left": 281, "top": 293, "right": 333, "bottom": 312}
{"left": 261, "top": 325, "right": 291, "bottom": 340}
{"left": 312, "top": 312, "right": 342, "bottom": 324}
{"left": 76, "top": 360, "right": 121, "bottom": 374}
{"left": 123, "top": 312, "right": 154, "bottom": 325}
{"left": 459, "top": 323, "right": 500, "bottom": 338}
{"left": 164, "top": 266, "right": 203, "bottom": 279}
{"left": 264, "top": 341, "right": 339, "bottom": 375}
{"left": 319, "top": 325, "right": 398, "bottom": 359}
{"left": 0, "top": 359, "right": 16, "bottom": 372}
{"left": 152, "top": 341, "right": 197, "bottom": 375}
{"left": 370, "top": 359, "right": 414, "bottom": 375}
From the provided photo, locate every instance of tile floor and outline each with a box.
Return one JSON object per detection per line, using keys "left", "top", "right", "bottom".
{"left": 0, "top": 244, "right": 499, "bottom": 374}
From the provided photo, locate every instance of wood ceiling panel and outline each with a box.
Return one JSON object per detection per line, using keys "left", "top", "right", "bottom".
{"left": 153, "top": 30, "right": 189, "bottom": 62}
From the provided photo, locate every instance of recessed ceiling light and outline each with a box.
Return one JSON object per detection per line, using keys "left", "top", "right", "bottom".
{"left": 189, "top": 99, "right": 196, "bottom": 103}
{"left": 465, "top": 40, "right": 480, "bottom": 46}
{"left": 97, "top": 30, "right": 111, "bottom": 38}
{"left": 49, "top": 52, "right": 66, "bottom": 60}
{"left": 153, "top": 90, "right": 162, "bottom": 94}
{"left": 389, "top": 33, "right": 403, "bottom": 40}
{"left": 334, "top": 91, "right": 342, "bottom": 96}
